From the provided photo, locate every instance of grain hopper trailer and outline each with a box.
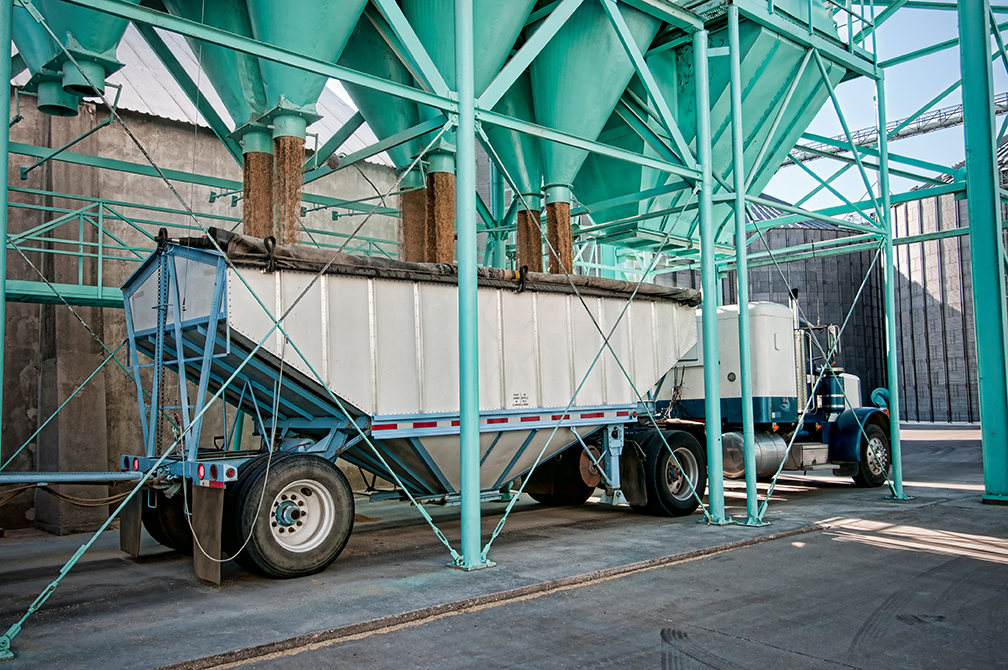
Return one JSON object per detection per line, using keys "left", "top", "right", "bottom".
{"left": 118, "top": 230, "right": 704, "bottom": 578}
{"left": 656, "top": 302, "right": 892, "bottom": 488}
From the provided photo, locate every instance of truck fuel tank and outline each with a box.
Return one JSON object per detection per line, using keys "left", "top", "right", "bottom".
{"left": 722, "top": 430, "right": 788, "bottom": 479}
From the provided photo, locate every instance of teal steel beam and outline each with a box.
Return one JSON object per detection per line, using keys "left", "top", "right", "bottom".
{"left": 744, "top": 194, "right": 882, "bottom": 234}
{"left": 456, "top": 0, "right": 489, "bottom": 570}
{"left": 4, "top": 280, "right": 124, "bottom": 307}
{"left": 877, "top": 20, "right": 1008, "bottom": 68}
{"left": 133, "top": 21, "right": 242, "bottom": 165}
{"left": 794, "top": 162, "right": 854, "bottom": 207}
{"left": 620, "top": 0, "right": 703, "bottom": 30}
{"left": 305, "top": 111, "right": 364, "bottom": 171}
{"left": 799, "top": 132, "right": 955, "bottom": 174}
{"left": 10, "top": 142, "right": 399, "bottom": 216}
{"left": 788, "top": 151, "right": 874, "bottom": 221}
{"left": 602, "top": 0, "right": 697, "bottom": 168}
{"left": 851, "top": 0, "right": 908, "bottom": 43}
{"left": 574, "top": 182, "right": 691, "bottom": 217}
{"left": 695, "top": 29, "right": 729, "bottom": 525}
{"left": 478, "top": 0, "right": 586, "bottom": 109}
{"left": 728, "top": 5, "right": 761, "bottom": 526}
{"left": 60, "top": 0, "right": 457, "bottom": 112}
{"left": 878, "top": 71, "right": 908, "bottom": 500}
{"left": 959, "top": 0, "right": 1008, "bottom": 503}
{"left": 0, "top": 0, "right": 11, "bottom": 490}
{"left": 787, "top": 143, "right": 949, "bottom": 184}
{"left": 887, "top": 79, "right": 962, "bottom": 140}
{"left": 367, "top": 1, "right": 450, "bottom": 97}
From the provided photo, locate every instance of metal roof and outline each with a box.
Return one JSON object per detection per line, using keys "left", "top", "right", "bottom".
{"left": 14, "top": 24, "right": 392, "bottom": 166}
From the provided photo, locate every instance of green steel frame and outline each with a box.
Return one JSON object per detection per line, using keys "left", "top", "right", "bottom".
{"left": 1, "top": 0, "right": 1007, "bottom": 659}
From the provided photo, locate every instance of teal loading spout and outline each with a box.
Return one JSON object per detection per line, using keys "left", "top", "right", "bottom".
{"left": 37, "top": 0, "right": 141, "bottom": 96}
{"left": 246, "top": 0, "right": 368, "bottom": 139}
{"left": 10, "top": 3, "right": 79, "bottom": 116}
{"left": 529, "top": 1, "right": 660, "bottom": 206}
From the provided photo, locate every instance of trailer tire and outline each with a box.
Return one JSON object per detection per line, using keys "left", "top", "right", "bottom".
{"left": 222, "top": 452, "right": 291, "bottom": 570}
{"left": 235, "top": 454, "right": 354, "bottom": 578}
{"left": 142, "top": 490, "right": 193, "bottom": 553}
{"left": 852, "top": 423, "right": 890, "bottom": 488}
{"left": 640, "top": 430, "right": 706, "bottom": 517}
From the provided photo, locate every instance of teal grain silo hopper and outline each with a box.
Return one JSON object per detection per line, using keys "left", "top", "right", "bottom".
{"left": 159, "top": 0, "right": 273, "bottom": 239}
{"left": 338, "top": 15, "right": 429, "bottom": 261}
{"left": 528, "top": 1, "right": 661, "bottom": 274}
{"left": 399, "top": 0, "right": 536, "bottom": 263}
{"left": 36, "top": 0, "right": 141, "bottom": 95}
{"left": 573, "top": 0, "right": 846, "bottom": 251}
{"left": 11, "top": 2, "right": 79, "bottom": 116}
{"left": 244, "top": 0, "right": 368, "bottom": 243}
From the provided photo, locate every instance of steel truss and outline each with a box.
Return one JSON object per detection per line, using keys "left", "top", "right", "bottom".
{"left": 1, "top": 0, "right": 1007, "bottom": 660}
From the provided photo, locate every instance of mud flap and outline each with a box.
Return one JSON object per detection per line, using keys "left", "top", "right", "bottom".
{"left": 119, "top": 492, "right": 142, "bottom": 558}
{"left": 192, "top": 485, "right": 224, "bottom": 585}
{"left": 620, "top": 440, "right": 648, "bottom": 507}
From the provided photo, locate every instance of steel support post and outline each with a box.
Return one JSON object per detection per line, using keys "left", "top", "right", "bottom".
{"left": 728, "top": 6, "right": 763, "bottom": 525}
{"left": 0, "top": 0, "right": 10, "bottom": 473}
{"left": 455, "top": 0, "right": 491, "bottom": 568}
{"left": 695, "top": 29, "right": 729, "bottom": 525}
{"left": 877, "top": 73, "right": 909, "bottom": 500}
{"left": 959, "top": 0, "right": 1008, "bottom": 503}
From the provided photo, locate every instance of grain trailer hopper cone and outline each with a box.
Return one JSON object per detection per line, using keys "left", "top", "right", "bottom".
{"left": 158, "top": 0, "right": 274, "bottom": 239}
{"left": 245, "top": 0, "right": 368, "bottom": 244}
{"left": 338, "top": 15, "right": 429, "bottom": 261}
{"left": 528, "top": 1, "right": 660, "bottom": 273}
{"left": 399, "top": 0, "right": 537, "bottom": 263}
{"left": 11, "top": 2, "right": 80, "bottom": 116}
{"left": 119, "top": 230, "right": 700, "bottom": 578}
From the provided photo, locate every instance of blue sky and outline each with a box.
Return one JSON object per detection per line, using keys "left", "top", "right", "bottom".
{"left": 766, "top": 6, "right": 1008, "bottom": 210}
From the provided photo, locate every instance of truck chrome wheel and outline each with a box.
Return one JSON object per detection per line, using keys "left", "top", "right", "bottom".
{"left": 865, "top": 436, "right": 888, "bottom": 476}
{"left": 270, "top": 479, "right": 335, "bottom": 553}
{"left": 853, "top": 423, "right": 890, "bottom": 488}
{"left": 665, "top": 447, "right": 699, "bottom": 502}
{"left": 640, "top": 430, "right": 707, "bottom": 517}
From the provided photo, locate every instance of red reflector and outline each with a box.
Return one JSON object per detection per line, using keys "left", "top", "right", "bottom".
{"left": 225, "top": 467, "right": 236, "bottom": 479}
{"left": 551, "top": 414, "right": 570, "bottom": 421}
{"left": 210, "top": 464, "right": 218, "bottom": 481}
{"left": 451, "top": 420, "right": 460, "bottom": 426}
{"left": 372, "top": 424, "right": 395, "bottom": 431}
{"left": 616, "top": 411, "right": 629, "bottom": 417}
{"left": 197, "top": 463, "right": 205, "bottom": 480}
{"left": 133, "top": 458, "right": 140, "bottom": 471}
{"left": 580, "top": 412, "right": 604, "bottom": 419}
{"left": 413, "top": 421, "right": 437, "bottom": 429}
{"left": 209, "top": 481, "right": 225, "bottom": 489}
{"left": 520, "top": 416, "right": 539, "bottom": 422}
{"left": 487, "top": 417, "right": 508, "bottom": 424}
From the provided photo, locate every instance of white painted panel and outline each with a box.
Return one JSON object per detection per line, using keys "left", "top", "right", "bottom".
{"left": 173, "top": 255, "right": 218, "bottom": 324}
{"left": 537, "top": 292, "right": 573, "bottom": 408}
{"left": 279, "top": 272, "right": 324, "bottom": 377}
{"left": 632, "top": 300, "right": 658, "bottom": 392}
{"left": 129, "top": 268, "right": 162, "bottom": 332}
{"left": 228, "top": 269, "right": 279, "bottom": 357}
{"left": 374, "top": 280, "right": 420, "bottom": 414}
{"left": 603, "top": 298, "right": 634, "bottom": 404}
{"left": 571, "top": 298, "right": 604, "bottom": 406}
{"left": 326, "top": 276, "right": 373, "bottom": 414}
{"left": 420, "top": 283, "right": 459, "bottom": 413}
{"left": 478, "top": 289, "right": 503, "bottom": 411}
{"left": 501, "top": 290, "right": 539, "bottom": 410}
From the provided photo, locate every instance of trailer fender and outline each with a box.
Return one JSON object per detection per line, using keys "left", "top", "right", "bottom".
{"left": 829, "top": 408, "right": 890, "bottom": 463}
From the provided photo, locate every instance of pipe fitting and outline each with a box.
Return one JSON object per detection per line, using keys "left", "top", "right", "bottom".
{"left": 240, "top": 128, "right": 274, "bottom": 155}
{"left": 61, "top": 59, "right": 105, "bottom": 97}
{"left": 427, "top": 151, "right": 456, "bottom": 175}
{"left": 272, "top": 113, "right": 308, "bottom": 140}
{"left": 544, "top": 184, "right": 572, "bottom": 205}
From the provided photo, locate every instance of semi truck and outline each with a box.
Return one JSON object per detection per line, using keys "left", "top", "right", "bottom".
{"left": 117, "top": 232, "right": 890, "bottom": 581}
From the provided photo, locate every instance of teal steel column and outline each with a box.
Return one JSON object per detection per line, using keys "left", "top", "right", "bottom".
{"left": 959, "top": 0, "right": 1008, "bottom": 503}
{"left": 728, "top": 5, "right": 762, "bottom": 525}
{"left": 455, "top": 0, "right": 490, "bottom": 568}
{"left": 694, "top": 28, "right": 728, "bottom": 525}
{"left": 877, "top": 73, "right": 908, "bottom": 500}
{"left": 0, "top": 0, "right": 11, "bottom": 466}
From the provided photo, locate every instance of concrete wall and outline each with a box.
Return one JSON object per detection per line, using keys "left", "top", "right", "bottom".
{"left": 2, "top": 92, "right": 399, "bottom": 531}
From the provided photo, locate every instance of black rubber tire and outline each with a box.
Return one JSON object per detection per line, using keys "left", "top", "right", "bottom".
{"left": 223, "top": 452, "right": 290, "bottom": 571}
{"left": 852, "top": 423, "right": 890, "bottom": 488}
{"left": 235, "top": 455, "right": 354, "bottom": 578}
{"left": 141, "top": 492, "right": 172, "bottom": 548}
{"left": 640, "top": 430, "right": 706, "bottom": 517}
{"left": 527, "top": 447, "right": 595, "bottom": 507}
{"left": 141, "top": 490, "right": 192, "bottom": 554}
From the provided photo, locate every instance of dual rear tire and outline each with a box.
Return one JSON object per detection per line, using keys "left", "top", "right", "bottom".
{"left": 634, "top": 430, "right": 706, "bottom": 517}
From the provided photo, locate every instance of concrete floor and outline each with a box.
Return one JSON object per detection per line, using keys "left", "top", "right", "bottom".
{"left": 1, "top": 423, "right": 1004, "bottom": 669}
